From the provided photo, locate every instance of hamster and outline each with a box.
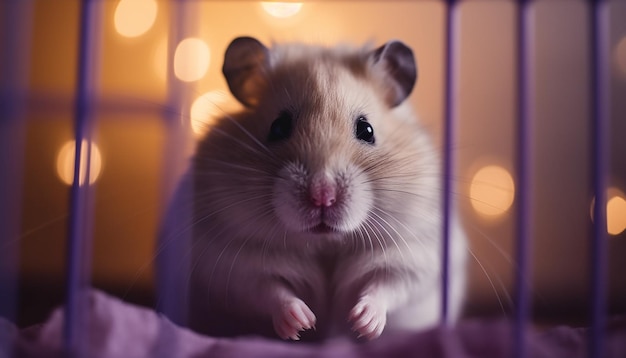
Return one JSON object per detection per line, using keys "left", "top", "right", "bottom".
{"left": 159, "top": 36, "right": 468, "bottom": 341}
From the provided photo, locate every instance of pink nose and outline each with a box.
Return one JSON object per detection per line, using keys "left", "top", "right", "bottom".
{"left": 310, "top": 177, "right": 337, "bottom": 207}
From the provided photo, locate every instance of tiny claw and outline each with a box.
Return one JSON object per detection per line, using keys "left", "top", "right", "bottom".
{"left": 272, "top": 297, "right": 317, "bottom": 341}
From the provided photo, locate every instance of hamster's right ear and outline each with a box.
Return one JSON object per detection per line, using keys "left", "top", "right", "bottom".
{"left": 222, "top": 37, "right": 269, "bottom": 108}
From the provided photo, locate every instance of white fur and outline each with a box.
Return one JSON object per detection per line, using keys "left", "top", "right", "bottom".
{"left": 162, "top": 39, "right": 468, "bottom": 341}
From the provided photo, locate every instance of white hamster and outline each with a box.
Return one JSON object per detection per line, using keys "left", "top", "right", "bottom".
{"left": 160, "top": 37, "right": 468, "bottom": 341}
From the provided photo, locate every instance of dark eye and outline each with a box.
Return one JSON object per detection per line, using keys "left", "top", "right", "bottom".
{"left": 268, "top": 110, "right": 293, "bottom": 142}
{"left": 355, "top": 116, "right": 375, "bottom": 144}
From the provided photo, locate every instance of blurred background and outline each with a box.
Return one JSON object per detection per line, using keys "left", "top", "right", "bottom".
{"left": 1, "top": 0, "right": 625, "bottom": 329}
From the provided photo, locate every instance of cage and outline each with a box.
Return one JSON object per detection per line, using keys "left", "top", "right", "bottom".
{"left": 1, "top": 0, "right": 625, "bottom": 357}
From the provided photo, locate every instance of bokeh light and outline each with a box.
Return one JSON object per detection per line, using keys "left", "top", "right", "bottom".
{"left": 56, "top": 140, "right": 103, "bottom": 186}
{"left": 114, "top": 0, "right": 158, "bottom": 38}
{"left": 174, "top": 38, "right": 210, "bottom": 82}
{"left": 470, "top": 165, "right": 515, "bottom": 217}
{"left": 591, "top": 187, "right": 626, "bottom": 236}
{"left": 190, "top": 90, "right": 241, "bottom": 136}
{"left": 607, "top": 195, "right": 626, "bottom": 236}
{"left": 261, "top": 2, "right": 303, "bottom": 18}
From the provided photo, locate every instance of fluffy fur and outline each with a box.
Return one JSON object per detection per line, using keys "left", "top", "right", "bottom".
{"left": 162, "top": 38, "right": 467, "bottom": 341}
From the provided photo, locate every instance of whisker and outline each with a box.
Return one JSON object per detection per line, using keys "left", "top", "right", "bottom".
{"left": 467, "top": 247, "right": 512, "bottom": 317}
{"left": 367, "top": 210, "right": 410, "bottom": 263}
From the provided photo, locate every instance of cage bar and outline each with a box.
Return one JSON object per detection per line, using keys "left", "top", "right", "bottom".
{"left": 0, "top": 3, "right": 33, "bottom": 354}
{"left": 441, "top": 0, "right": 460, "bottom": 325}
{"left": 589, "top": 1, "right": 610, "bottom": 357}
{"left": 155, "top": 0, "right": 200, "bottom": 330}
{"left": 63, "top": 0, "right": 102, "bottom": 355}
{"left": 514, "top": 1, "right": 533, "bottom": 357}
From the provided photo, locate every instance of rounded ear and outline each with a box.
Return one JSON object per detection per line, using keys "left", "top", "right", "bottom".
{"left": 222, "top": 37, "right": 269, "bottom": 108}
{"left": 370, "top": 41, "right": 417, "bottom": 107}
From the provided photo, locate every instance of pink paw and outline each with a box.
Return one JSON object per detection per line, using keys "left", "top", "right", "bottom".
{"left": 349, "top": 296, "right": 387, "bottom": 340}
{"left": 272, "top": 298, "right": 316, "bottom": 340}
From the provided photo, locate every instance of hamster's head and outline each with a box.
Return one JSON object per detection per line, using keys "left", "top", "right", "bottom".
{"left": 194, "top": 37, "right": 434, "bottom": 244}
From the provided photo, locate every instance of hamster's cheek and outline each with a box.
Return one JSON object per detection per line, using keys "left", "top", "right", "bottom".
{"left": 271, "top": 162, "right": 310, "bottom": 232}
{"left": 271, "top": 162, "right": 374, "bottom": 235}
{"left": 331, "top": 166, "right": 373, "bottom": 232}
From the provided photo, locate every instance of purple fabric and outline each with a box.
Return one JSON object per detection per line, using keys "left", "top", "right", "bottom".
{"left": 2, "top": 289, "right": 625, "bottom": 358}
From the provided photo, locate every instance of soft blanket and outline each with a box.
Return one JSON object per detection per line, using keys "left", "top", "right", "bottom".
{"left": 1, "top": 289, "right": 624, "bottom": 358}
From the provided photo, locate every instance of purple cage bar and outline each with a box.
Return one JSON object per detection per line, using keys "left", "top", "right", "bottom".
{"left": 441, "top": 0, "right": 458, "bottom": 325}
{"left": 514, "top": 1, "right": 532, "bottom": 358}
{"left": 589, "top": 1, "right": 610, "bottom": 358}
{"left": 63, "top": 0, "right": 102, "bottom": 355}
{"left": 156, "top": 0, "right": 198, "bottom": 330}
{"left": 0, "top": 2, "right": 33, "bottom": 357}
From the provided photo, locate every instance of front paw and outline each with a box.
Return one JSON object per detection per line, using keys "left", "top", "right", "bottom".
{"left": 349, "top": 296, "right": 387, "bottom": 340}
{"left": 272, "top": 298, "right": 316, "bottom": 340}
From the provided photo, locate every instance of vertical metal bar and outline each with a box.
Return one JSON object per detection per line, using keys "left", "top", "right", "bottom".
{"left": 0, "top": 0, "right": 33, "bottom": 339}
{"left": 441, "top": 0, "right": 459, "bottom": 325}
{"left": 589, "top": 1, "right": 609, "bottom": 357}
{"left": 156, "top": 0, "right": 197, "bottom": 330}
{"left": 64, "top": 0, "right": 102, "bottom": 355}
{"left": 514, "top": 1, "right": 533, "bottom": 358}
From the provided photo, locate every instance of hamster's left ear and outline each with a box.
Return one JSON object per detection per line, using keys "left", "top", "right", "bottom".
{"left": 370, "top": 41, "right": 417, "bottom": 107}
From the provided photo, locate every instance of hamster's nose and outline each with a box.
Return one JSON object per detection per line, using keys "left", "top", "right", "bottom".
{"left": 310, "top": 176, "right": 337, "bottom": 207}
